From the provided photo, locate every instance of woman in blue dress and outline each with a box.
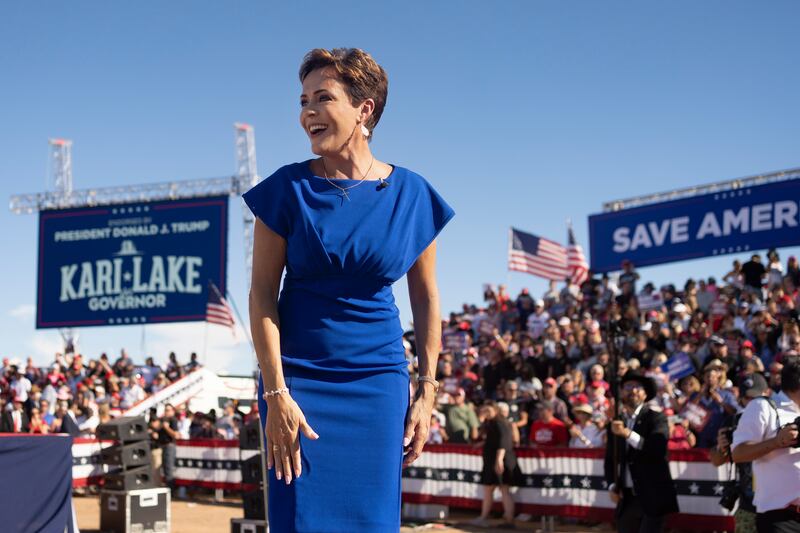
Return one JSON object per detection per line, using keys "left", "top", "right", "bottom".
{"left": 243, "top": 48, "right": 456, "bottom": 532}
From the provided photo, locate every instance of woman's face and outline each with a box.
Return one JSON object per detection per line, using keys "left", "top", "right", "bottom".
{"left": 300, "top": 67, "right": 367, "bottom": 157}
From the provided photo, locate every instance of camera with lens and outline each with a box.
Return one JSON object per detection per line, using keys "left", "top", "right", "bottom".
{"left": 795, "top": 417, "right": 800, "bottom": 447}
{"left": 719, "top": 482, "right": 740, "bottom": 511}
{"left": 721, "top": 426, "right": 734, "bottom": 447}
{"left": 718, "top": 415, "right": 740, "bottom": 511}
{"left": 786, "top": 416, "right": 800, "bottom": 448}
{"left": 718, "top": 413, "right": 740, "bottom": 451}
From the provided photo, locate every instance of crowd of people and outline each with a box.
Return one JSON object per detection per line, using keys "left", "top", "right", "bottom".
{"left": 0, "top": 348, "right": 257, "bottom": 495}
{"left": 4, "top": 249, "right": 798, "bottom": 457}
{"left": 2, "top": 250, "right": 798, "bottom": 500}
{"left": 413, "top": 249, "right": 800, "bottom": 454}
{"left": 0, "top": 348, "right": 252, "bottom": 441}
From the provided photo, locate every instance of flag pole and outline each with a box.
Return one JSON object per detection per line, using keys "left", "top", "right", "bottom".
{"left": 506, "top": 227, "right": 511, "bottom": 288}
{"left": 202, "top": 320, "right": 208, "bottom": 365}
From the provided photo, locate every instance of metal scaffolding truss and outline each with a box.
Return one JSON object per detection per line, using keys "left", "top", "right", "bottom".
{"left": 9, "top": 125, "right": 263, "bottom": 354}
{"left": 234, "top": 123, "right": 259, "bottom": 284}
{"left": 602, "top": 167, "right": 800, "bottom": 212}
{"left": 9, "top": 174, "right": 253, "bottom": 214}
{"left": 49, "top": 138, "right": 73, "bottom": 196}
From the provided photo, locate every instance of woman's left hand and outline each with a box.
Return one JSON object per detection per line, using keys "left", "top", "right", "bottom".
{"left": 403, "top": 393, "right": 434, "bottom": 467}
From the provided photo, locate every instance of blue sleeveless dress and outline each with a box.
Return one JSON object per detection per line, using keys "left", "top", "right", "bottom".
{"left": 242, "top": 159, "right": 455, "bottom": 532}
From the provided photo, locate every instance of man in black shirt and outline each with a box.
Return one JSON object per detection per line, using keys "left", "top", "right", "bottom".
{"left": 741, "top": 254, "right": 766, "bottom": 294}
{"left": 618, "top": 260, "right": 640, "bottom": 294}
{"left": 157, "top": 404, "right": 180, "bottom": 490}
{"left": 516, "top": 288, "right": 535, "bottom": 329}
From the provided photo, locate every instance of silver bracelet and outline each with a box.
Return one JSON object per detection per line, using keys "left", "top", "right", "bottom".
{"left": 417, "top": 376, "right": 440, "bottom": 393}
{"left": 262, "top": 386, "right": 289, "bottom": 399}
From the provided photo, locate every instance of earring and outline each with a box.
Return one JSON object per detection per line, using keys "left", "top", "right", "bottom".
{"left": 361, "top": 124, "right": 370, "bottom": 137}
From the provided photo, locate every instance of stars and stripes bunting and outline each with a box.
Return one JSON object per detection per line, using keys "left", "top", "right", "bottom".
{"left": 69, "top": 439, "right": 733, "bottom": 530}
{"left": 402, "top": 444, "right": 734, "bottom": 532}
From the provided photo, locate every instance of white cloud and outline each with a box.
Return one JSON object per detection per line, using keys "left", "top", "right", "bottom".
{"left": 30, "top": 332, "right": 65, "bottom": 362}
{"left": 8, "top": 304, "right": 35, "bottom": 320}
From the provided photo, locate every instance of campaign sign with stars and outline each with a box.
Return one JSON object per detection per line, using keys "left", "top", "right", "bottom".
{"left": 36, "top": 196, "right": 228, "bottom": 328}
{"left": 588, "top": 178, "right": 800, "bottom": 272}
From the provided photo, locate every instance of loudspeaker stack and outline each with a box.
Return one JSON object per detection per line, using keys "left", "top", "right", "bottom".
{"left": 97, "top": 416, "right": 170, "bottom": 532}
{"left": 97, "top": 416, "right": 157, "bottom": 491}
{"left": 231, "top": 418, "right": 268, "bottom": 533}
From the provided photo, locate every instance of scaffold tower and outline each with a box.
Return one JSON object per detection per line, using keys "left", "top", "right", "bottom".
{"left": 9, "top": 123, "right": 262, "bottom": 304}
{"left": 235, "top": 123, "right": 260, "bottom": 284}
{"left": 48, "top": 138, "right": 73, "bottom": 196}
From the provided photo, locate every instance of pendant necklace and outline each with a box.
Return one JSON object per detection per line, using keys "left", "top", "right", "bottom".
{"left": 321, "top": 156, "right": 374, "bottom": 205}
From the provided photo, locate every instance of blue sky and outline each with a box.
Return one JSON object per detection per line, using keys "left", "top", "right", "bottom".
{"left": 2, "top": 2, "right": 799, "bottom": 374}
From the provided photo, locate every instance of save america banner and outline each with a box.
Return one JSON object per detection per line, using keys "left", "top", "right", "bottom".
{"left": 36, "top": 196, "right": 228, "bottom": 328}
{"left": 588, "top": 177, "right": 800, "bottom": 272}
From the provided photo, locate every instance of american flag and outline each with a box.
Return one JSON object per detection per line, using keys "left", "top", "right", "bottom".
{"left": 206, "top": 280, "right": 236, "bottom": 332}
{"left": 567, "top": 222, "right": 590, "bottom": 286}
{"left": 508, "top": 227, "right": 570, "bottom": 280}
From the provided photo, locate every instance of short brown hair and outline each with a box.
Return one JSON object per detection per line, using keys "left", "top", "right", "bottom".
{"left": 299, "top": 48, "right": 388, "bottom": 136}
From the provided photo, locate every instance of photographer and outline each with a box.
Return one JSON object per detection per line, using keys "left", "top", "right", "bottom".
{"left": 709, "top": 373, "right": 770, "bottom": 533}
{"left": 732, "top": 358, "right": 800, "bottom": 532}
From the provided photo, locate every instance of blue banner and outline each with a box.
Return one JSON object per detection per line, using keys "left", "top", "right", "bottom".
{"left": 588, "top": 179, "right": 800, "bottom": 272}
{"left": 37, "top": 196, "right": 228, "bottom": 328}
{"left": 660, "top": 352, "right": 697, "bottom": 381}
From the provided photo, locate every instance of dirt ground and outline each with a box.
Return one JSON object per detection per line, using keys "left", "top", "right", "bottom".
{"left": 74, "top": 493, "right": 612, "bottom": 533}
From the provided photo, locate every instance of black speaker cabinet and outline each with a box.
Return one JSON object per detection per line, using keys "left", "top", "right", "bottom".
{"left": 239, "top": 419, "right": 261, "bottom": 450}
{"left": 101, "top": 441, "right": 152, "bottom": 468}
{"left": 242, "top": 489, "right": 265, "bottom": 520}
{"left": 240, "top": 453, "right": 263, "bottom": 485}
{"left": 104, "top": 465, "right": 158, "bottom": 491}
{"left": 96, "top": 416, "right": 148, "bottom": 443}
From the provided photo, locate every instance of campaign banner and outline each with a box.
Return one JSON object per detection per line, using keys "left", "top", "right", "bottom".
{"left": 443, "top": 330, "right": 470, "bottom": 352}
{"left": 122, "top": 367, "right": 208, "bottom": 417}
{"left": 661, "top": 352, "right": 697, "bottom": 381}
{"left": 638, "top": 291, "right": 663, "bottom": 312}
{"left": 37, "top": 196, "right": 228, "bottom": 328}
{"left": 588, "top": 178, "right": 800, "bottom": 272}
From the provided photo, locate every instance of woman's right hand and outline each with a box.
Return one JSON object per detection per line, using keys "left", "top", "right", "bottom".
{"left": 494, "top": 459, "right": 505, "bottom": 477}
{"left": 265, "top": 393, "right": 319, "bottom": 485}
